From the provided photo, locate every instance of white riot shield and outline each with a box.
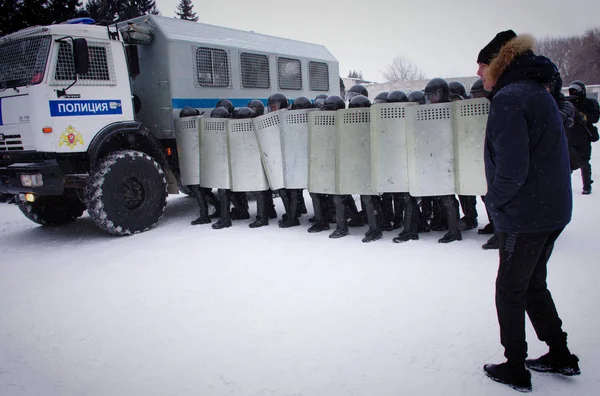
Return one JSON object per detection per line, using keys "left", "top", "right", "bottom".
{"left": 336, "top": 108, "right": 375, "bottom": 195}
{"left": 175, "top": 115, "right": 201, "bottom": 186}
{"left": 282, "top": 110, "right": 310, "bottom": 189}
{"left": 453, "top": 98, "right": 489, "bottom": 196}
{"left": 199, "top": 118, "right": 231, "bottom": 189}
{"left": 406, "top": 103, "right": 455, "bottom": 196}
{"left": 227, "top": 119, "right": 269, "bottom": 192}
{"left": 308, "top": 111, "right": 337, "bottom": 194}
{"left": 370, "top": 103, "right": 416, "bottom": 193}
{"left": 253, "top": 110, "right": 286, "bottom": 190}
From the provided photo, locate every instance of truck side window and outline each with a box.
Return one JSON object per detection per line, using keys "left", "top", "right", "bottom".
{"left": 240, "top": 53, "right": 270, "bottom": 89}
{"left": 53, "top": 42, "right": 113, "bottom": 84}
{"left": 309, "top": 61, "right": 329, "bottom": 91}
{"left": 277, "top": 57, "right": 302, "bottom": 90}
{"left": 195, "top": 47, "right": 229, "bottom": 88}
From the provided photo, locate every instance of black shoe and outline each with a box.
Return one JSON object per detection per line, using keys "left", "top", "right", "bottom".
{"left": 478, "top": 223, "right": 494, "bottom": 235}
{"left": 438, "top": 231, "right": 462, "bottom": 243}
{"left": 249, "top": 218, "right": 268, "bottom": 228}
{"left": 382, "top": 222, "right": 394, "bottom": 232}
{"left": 191, "top": 216, "right": 211, "bottom": 225}
{"left": 393, "top": 230, "right": 419, "bottom": 243}
{"left": 231, "top": 209, "right": 250, "bottom": 220}
{"left": 525, "top": 352, "right": 580, "bottom": 376}
{"left": 279, "top": 218, "right": 300, "bottom": 228}
{"left": 212, "top": 218, "right": 232, "bottom": 229}
{"left": 459, "top": 216, "right": 478, "bottom": 231}
{"left": 307, "top": 222, "right": 330, "bottom": 233}
{"left": 329, "top": 227, "right": 349, "bottom": 239}
{"left": 362, "top": 229, "right": 383, "bottom": 243}
{"left": 430, "top": 218, "right": 448, "bottom": 232}
{"left": 483, "top": 362, "right": 532, "bottom": 393}
{"left": 582, "top": 186, "right": 591, "bottom": 195}
{"left": 482, "top": 235, "right": 499, "bottom": 250}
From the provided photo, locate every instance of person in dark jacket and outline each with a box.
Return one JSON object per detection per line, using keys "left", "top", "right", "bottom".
{"left": 567, "top": 81, "right": 600, "bottom": 194}
{"left": 476, "top": 30, "right": 579, "bottom": 392}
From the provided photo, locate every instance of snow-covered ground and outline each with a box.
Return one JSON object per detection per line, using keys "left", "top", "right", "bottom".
{"left": 1, "top": 154, "right": 598, "bottom": 396}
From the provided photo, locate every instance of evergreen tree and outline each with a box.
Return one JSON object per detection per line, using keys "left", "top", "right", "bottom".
{"left": 0, "top": 0, "right": 26, "bottom": 36}
{"left": 47, "top": 0, "right": 83, "bottom": 24}
{"left": 86, "top": 0, "right": 159, "bottom": 22}
{"left": 175, "top": 0, "right": 198, "bottom": 22}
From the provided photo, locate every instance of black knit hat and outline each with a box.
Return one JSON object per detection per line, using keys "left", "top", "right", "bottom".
{"left": 477, "top": 30, "right": 517, "bottom": 64}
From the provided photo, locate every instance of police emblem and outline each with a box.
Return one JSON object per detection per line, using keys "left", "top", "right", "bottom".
{"left": 59, "top": 125, "right": 84, "bottom": 149}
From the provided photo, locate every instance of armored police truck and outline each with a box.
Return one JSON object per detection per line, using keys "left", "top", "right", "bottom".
{"left": 0, "top": 15, "right": 339, "bottom": 235}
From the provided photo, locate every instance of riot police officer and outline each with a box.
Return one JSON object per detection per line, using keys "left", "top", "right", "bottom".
{"left": 346, "top": 84, "right": 369, "bottom": 102}
{"left": 449, "top": 81, "right": 468, "bottom": 100}
{"left": 387, "top": 90, "right": 408, "bottom": 103}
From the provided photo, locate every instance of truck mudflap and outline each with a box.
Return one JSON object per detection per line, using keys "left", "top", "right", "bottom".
{"left": 0, "top": 160, "right": 64, "bottom": 195}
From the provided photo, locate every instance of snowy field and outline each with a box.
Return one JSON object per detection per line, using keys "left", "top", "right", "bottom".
{"left": 1, "top": 153, "right": 598, "bottom": 396}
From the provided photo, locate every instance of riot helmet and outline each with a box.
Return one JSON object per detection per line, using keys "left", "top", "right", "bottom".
{"left": 349, "top": 95, "right": 372, "bottom": 108}
{"left": 247, "top": 99, "right": 265, "bottom": 116}
{"left": 232, "top": 107, "right": 255, "bottom": 119}
{"left": 469, "top": 79, "right": 487, "bottom": 98}
{"left": 322, "top": 95, "right": 346, "bottom": 111}
{"left": 314, "top": 97, "right": 326, "bottom": 108}
{"left": 215, "top": 99, "right": 234, "bottom": 114}
{"left": 315, "top": 94, "right": 328, "bottom": 101}
{"left": 180, "top": 106, "right": 200, "bottom": 118}
{"left": 373, "top": 91, "right": 390, "bottom": 104}
{"left": 568, "top": 80, "right": 586, "bottom": 98}
{"left": 407, "top": 90, "right": 425, "bottom": 104}
{"left": 424, "top": 78, "right": 450, "bottom": 104}
{"left": 268, "top": 93, "right": 289, "bottom": 111}
{"left": 210, "top": 107, "right": 231, "bottom": 119}
{"left": 346, "top": 84, "right": 369, "bottom": 101}
{"left": 448, "top": 81, "right": 467, "bottom": 101}
{"left": 291, "top": 96, "right": 314, "bottom": 110}
{"left": 387, "top": 90, "right": 408, "bottom": 103}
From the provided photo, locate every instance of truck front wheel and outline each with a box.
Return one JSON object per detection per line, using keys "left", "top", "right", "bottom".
{"left": 85, "top": 150, "right": 168, "bottom": 236}
{"left": 17, "top": 189, "right": 86, "bottom": 226}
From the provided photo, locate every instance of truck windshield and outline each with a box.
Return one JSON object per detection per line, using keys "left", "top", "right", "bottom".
{"left": 0, "top": 35, "right": 52, "bottom": 90}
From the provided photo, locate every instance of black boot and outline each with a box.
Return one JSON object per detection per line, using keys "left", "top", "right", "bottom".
{"left": 478, "top": 223, "right": 494, "bottom": 235}
{"left": 393, "top": 230, "right": 419, "bottom": 243}
{"left": 297, "top": 190, "right": 307, "bottom": 214}
{"left": 362, "top": 195, "right": 383, "bottom": 240}
{"left": 332, "top": 195, "right": 349, "bottom": 237}
{"left": 213, "top": 189, "right": 233, "bottom": 229}
{"left": 483, "top": 362, "right": 532, "bottom": 393}
{"left": 249, "top": 191, "right": 269, "bottom": 228}
{"left": 329, "top": 227, "right": 349, "bottom": 239}
{"left": 482, "top": 235, "right": 499, "bottom": 250}
{"left": 438, "top": 231, "right": 462, "bottom": 243}
{"left": 191, "top": 216, "right": 211, "bottom": 225}
{"left": 308, "top": 222, "right": 330, "bottom": 233}
{"left": 279, "top": 217, "right": 300, "bottom": 228}
{"left": 458, "top": 216, "right": 478, "bottom": 231}
{"left": 440, "top": 195, "right": 462, "bottom": 242}
{"left": 362, "top": 229, "right": 383, "bottom": 243}
{"left": 190, "top": 185, "right": 210, "bottom": 226}
{"left": 458, "top": 195, "right": 478, "bottom": 230}
{"left": 212, "top": 218, "right": 232, "bottom": 229}
{"left": 525, "top": 352, "right": 580, "bottom": 376}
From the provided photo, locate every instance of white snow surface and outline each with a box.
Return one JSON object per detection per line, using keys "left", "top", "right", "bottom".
{"left": 1, "top": 154, "right": 599, "bottom": 396}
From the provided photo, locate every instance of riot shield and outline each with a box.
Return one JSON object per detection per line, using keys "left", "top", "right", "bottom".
{"left": 336, "top": 108, "right": 375, "bottom": 195}
{"left": 175, "top": 115, "right": 201, "bottom": 186}
{"left": 406, "top": 103, "right": 455, "bottom": 196}
{"left": 453, "top": 98, "right": 489, "bottom": 196}
{"left": 282, "top": 109, "right": 311, "bottom": 189}
{"left": 370, "top": 103, "right": 416, "bottom": 193}
{"left": 199, "top": 118, "right": 231, "bottom": 189}
{"left": 227, "top": 119, "right": 269, "bottom": 192}
{"left": 308, "top": 111, "right": 337, "bottom": 194}
{"left": 253, "top": 110, "right": 286, "bottom": 190}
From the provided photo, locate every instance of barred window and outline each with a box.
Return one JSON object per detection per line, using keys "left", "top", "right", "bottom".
{"left": 278, "top": 57, "right": 302, "bottom": 90}
{"left": 0, "top": 35, "right": 51, "bottom": 90}
{"left": 309, "top": 61, "right": 329, "bottom": 91}
{"left": 240, "top": 53, "right": 270, "bottom": 89}
{"left": 53, "top": 42, "right": 113, "bottom": 85}
{"left": 196, "top": 47, "right": 229, "bottom": 87}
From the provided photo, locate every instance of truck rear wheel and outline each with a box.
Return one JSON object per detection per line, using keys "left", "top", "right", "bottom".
{"left": 85, "top": 150, "right": 168, "bottom": 236}
{"left": 17, "top": 190, "right": 86, "bottom": 226}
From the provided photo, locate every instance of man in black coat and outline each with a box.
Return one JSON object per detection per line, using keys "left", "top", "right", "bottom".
{"left": 567, "top": 81, "right": 600, "bottom": 194}
{"left": 476, "top": 30, "right": 579, "bottom": 392}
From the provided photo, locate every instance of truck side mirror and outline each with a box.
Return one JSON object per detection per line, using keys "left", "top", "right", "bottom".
{"left": 73, "top": 38, "right": 89, "bottom": 75}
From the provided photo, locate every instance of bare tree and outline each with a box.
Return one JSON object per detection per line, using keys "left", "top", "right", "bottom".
{"left": 536, "top": 35, "right": 576, "bottom": 82}
{"left": 381, "top": 56, "right": 426, "bottom": 83}
{"left": 570, "top": 28, "right": 600, "bottom": 85}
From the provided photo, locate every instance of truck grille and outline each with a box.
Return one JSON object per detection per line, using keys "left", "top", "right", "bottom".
{"left": 0, "top": 134, "right": 24, "bottom": 151}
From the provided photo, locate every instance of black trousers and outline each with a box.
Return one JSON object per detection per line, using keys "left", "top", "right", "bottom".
{"left": 495, "top": 227, "right": 568, "bottom": 363}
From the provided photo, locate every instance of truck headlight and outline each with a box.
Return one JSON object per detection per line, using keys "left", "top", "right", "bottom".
{"left": 20, "top": 173, "right": 43, "bottom": 187}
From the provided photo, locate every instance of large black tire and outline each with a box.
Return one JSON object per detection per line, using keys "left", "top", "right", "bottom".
{"left": 17, "top": 189, "right": 85, "bottom": 226}
{"left": 85, "top": 150, "right": 168, "bottom": 236}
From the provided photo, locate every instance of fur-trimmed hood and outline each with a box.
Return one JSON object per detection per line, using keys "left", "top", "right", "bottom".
{"left": 489, "top": 34, "right": 535, "bottom": 81}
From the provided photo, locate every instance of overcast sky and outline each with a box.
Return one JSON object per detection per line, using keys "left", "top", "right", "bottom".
{"left": 155, "top": 0, "right": 599, "bottom": 83}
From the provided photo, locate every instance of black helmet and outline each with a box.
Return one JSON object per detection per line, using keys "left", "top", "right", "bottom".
{"left": 247, "top": 99, "right": 265, "bottom": 116}
{"left": 349, "top": 95, "right": 371, "bottom": 108}
{"left": 315, "top": 94, "right": 328, "bottom": 101}
{"left": 448, "top": 81, "right": 467, "bottom": 100}
{"left": 179, "top": 106, "right": 200, "bottom": 118}
{"left": 407, "top": 90, "right": 425, "bottom": 104}
{"left": 387, "top": 90, "right": 408, "bottom": 103}
{"left": 210, "top": 107, "right": 231, "bottom": 118}
{"left": 215, "top": 99, "right": 234, "bottom": 114}
{"left": 469, "top": 79, "right": 490, "bottom": 99}
{"left": 373, "top": 91, "right": 389, "bottom": 104}
{"left": 548, "top": 62, "right": 563, "bottom": 99}
{"left": 314, "top": 98, "right": 326, "bottom": 108}
{"left": 424, "top": 78, "right": 450, "bottom": 104}
{"left": 268, "top": 93, "right": 289, "bottom": 111}
{"left": 347, "top": 84, "right": 369, "bottom": 101}
{"left": 232, "top": 107, "right": 255, "bottom": 119}
{"left": 322, "top": 95, "right": 346, "bottom": 111}
{"left": 291, "top": 96, "right": 313, "bottom": 110}
{"left": 568, "top": 80, "right": 586, "bottom": 97}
